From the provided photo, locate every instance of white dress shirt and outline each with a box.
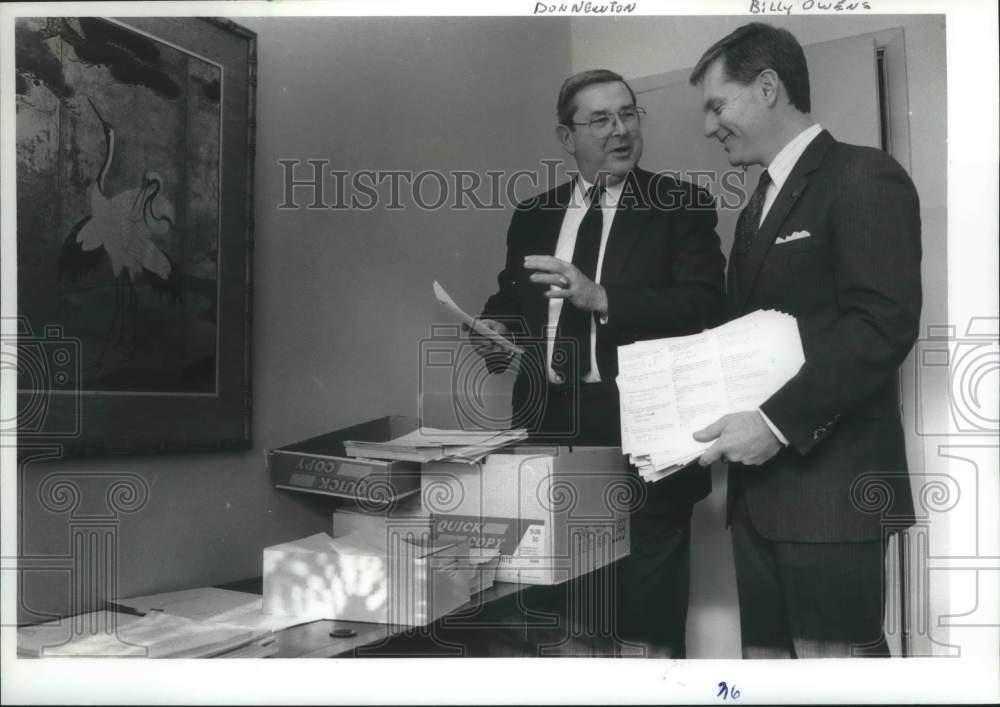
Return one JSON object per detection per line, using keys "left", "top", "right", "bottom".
{"left": 756, "top": 123, "right": 823, "bottom": 445}
{"left": 545, "top": 176, "right": 623, "bottom": 384}
{"left": 759, "top": 123, "right": 823, "bottom": 225}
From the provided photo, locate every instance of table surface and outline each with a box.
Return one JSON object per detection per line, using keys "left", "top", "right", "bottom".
{"left": 216, "top": 568, "right": 622, "bottom": 658}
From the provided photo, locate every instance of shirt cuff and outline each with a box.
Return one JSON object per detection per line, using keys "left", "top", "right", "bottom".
{"left": 758, "top": 408, "right": 789, "bottom": 446}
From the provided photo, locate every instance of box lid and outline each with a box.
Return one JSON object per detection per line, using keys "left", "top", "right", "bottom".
{"left": 265, "top": 532, "right": 338, "bottom": 555}
{"left": 268, "top": 530, "right": 460, "bottom": 561}
{"left": 270, "top": 416, "right": 420, "bottom": 457}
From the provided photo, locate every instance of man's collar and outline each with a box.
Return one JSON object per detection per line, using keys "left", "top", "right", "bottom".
{"left": 765, "top": 123, "right": 824, "bottom": 189}
{"left": 576, "top": 173, "right": 627, "bottom": 205}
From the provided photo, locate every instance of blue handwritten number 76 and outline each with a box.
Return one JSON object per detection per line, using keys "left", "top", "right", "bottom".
{"left": 717, "top": 681, "right": 741, "bottom": 700}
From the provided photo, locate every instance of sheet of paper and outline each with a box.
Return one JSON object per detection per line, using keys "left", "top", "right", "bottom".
{"left": 617, "top": 310, "right": 805, "bottom": 482}
{"left": 346, "top": 426, "right": 527, "bottom": 462}
{"left": 433, "top": 280, "right": 523, "bottom": 355}
{"left": 117, "top": 587, "right": 315, "bottom": 632}
{"left": 616, "top": 343, "right": 681, "bottom": 452}
{"left": 390, "top": 428, "right": 517, "bottom": 447}
{"left": 18, "top": 611, "right": 141, "bottom": 657}
{"left": 23, "top": 611, "right": 267, "bottom": 658}
{"left": 117, "top": 587, "right": 260, "bottom": 622}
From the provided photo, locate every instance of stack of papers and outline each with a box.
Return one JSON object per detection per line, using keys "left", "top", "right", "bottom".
{"left": 114, "top": 587, "right": 314, "bottom": 633}
{"left": 343, "top": 427, "right": 527, "bottom": 463}
{"left": 616, "top": 310, "right": 805, "bottom": 482}
{"left": 17, "top": 609, "right": 275, "bottom": 658}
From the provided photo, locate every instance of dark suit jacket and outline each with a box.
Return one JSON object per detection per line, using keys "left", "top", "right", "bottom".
{"left": 728, "top": 130, "right": 921, "bottom": 542}
{"left": 482, "top": 167, "right": 727, "bottom": 513}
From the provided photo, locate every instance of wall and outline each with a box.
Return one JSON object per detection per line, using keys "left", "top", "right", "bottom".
{"left": 17, "top": 16, "right": 572, "bottom": 623}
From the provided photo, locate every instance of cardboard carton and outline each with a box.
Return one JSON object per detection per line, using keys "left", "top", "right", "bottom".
{"left": 421, "top": 446, "right": 631, "bottom": 585}
{"left": 332, "top": 495, "right": 433, "bottom": 548}
{"left": 262, "top": 531, "right": 470, "bottom": 626}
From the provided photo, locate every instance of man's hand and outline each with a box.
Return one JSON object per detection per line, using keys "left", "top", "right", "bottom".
{"left": 466, "top": 318, "right": 515, "bottom": 372}
{"left": 524, "top": 255, "right": 608, "bottom": 315}
{"left": 694, "top": 411, "right": 782, "bottom": 467}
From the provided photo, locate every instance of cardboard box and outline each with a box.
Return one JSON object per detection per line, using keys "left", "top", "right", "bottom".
{"left": 268, "top": 416, "right": 422, "bottom": 503}
{"left": 332, "top": 495, "right": 433, "bottom": 548}
{"left": 333, "top": 498, "right": 502, "bottom": 596}
{"left": 461, "top": 548, "right": 502, "bottom": 595}
{"left": 333, "top": 495, "right": 500, "bottom": 594}
{"left": 262, "top": 532, "right": 471, "bottom": 626}
{"left": 421, "top": 446, "right": 631, "bottom": 585}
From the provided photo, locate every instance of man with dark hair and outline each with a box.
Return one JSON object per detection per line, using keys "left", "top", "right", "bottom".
{"left": 473, "top": 69, "right": 726, "bottom": 657}
{"left": 689, "top": 23, "right": 811, "bottom": 113}
{"left": 689, "top": 22, "right": 921, "bottom": 658}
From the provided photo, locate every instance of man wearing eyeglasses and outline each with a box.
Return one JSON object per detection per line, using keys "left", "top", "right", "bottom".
{"left": 688, "top": 23, "right": 921, "bottom": 658}
{"left": 474, "top": 69, "right": 726, "bottom": 657}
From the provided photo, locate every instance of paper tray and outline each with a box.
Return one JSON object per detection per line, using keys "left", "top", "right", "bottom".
{"left": 268, "top": 416, "right": 422, "bottom": 503}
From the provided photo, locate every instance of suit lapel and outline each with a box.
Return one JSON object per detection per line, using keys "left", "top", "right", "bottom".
{"left": 600, "top": 169, "right": 655, "bottom": 283}
{"left": 735, "top": 130, "right": 835, "bottom": 313}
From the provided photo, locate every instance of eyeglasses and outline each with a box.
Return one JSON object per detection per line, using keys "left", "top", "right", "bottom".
{"left": 569, "top": 107, "right": 646, "bottom": 137}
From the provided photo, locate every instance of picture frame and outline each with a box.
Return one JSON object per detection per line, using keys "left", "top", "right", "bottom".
{"left": 14, "top": 16, "right": 257, "bottom": 456}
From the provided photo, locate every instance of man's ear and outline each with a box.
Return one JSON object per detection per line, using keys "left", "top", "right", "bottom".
{"left": 757, "top": 68, "right": 781, "bottom": 108}
{"left": 556, "top": 123, "right": 576, "bottom": 156}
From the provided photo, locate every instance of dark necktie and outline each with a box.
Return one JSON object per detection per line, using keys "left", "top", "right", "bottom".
{"left": 733, "top": 169, "right": 772, "bottom": 254}
{"left": 552, "top": 184, "right": 603, "bottom": 382}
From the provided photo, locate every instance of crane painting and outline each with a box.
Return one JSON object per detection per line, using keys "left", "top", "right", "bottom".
{"left": 59, "top": 98, "right": 184, "bottom": 367}
{"left": 16, "top": 17, "right": 222, "bottom": 395}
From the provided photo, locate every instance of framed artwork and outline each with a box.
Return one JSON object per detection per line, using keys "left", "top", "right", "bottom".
{"left": 15, "top": 17, "right": 256, "bottom": 456}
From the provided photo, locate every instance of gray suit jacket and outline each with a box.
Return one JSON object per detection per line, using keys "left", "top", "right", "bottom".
{"left": 727, "top": 130, "right": 922, "bottom": 542}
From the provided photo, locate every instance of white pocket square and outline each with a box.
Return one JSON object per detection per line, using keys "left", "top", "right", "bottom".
{"left": 775, "top": 230, "right": 811, "bottom": 244}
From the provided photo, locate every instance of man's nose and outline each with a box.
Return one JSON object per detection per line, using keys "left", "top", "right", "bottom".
{"left": 610, "top": 113, "right": 628, "bottom": 136}
{"left": 704, "top": 112, "right": 719, "bottom": 138}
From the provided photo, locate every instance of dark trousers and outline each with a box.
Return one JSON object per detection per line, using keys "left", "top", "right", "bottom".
{"left": 614, "top": 460, "right": 705, "bottom": 659}
{"left": 519, "top": 379, "right": 701, "bottom": 658}
{"left": 730, "top": 494, "right": 891, "bottom": 658}
{"left": 615, "top": 510, "right": 692, "bottom": 658}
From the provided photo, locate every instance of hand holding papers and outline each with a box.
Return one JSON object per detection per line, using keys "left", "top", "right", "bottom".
{"left": 433, "top": 280, "right": 523, "bottom": 355}
{"left": 616, "top": 310, "right": 804, "bottom": 482}
{"left": 693, "top": 409, "right": 783, "bottom": 467}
